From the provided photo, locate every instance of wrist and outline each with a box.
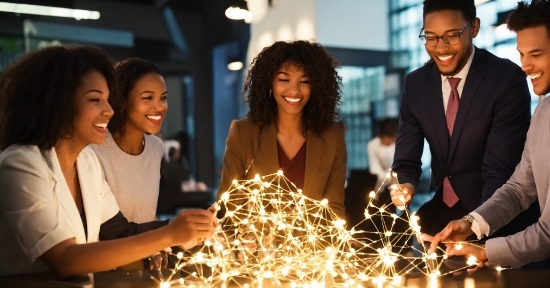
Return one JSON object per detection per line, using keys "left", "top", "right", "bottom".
{"left": 461, "top": 214, "right": 476, "bottom": 234}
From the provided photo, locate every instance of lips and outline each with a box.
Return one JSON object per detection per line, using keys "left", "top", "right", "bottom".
{"left": 146, "top": 115, "right": 163, "bottom": 124}
{"left": 437, "top": 55, "right": 454, "bottom": 65}
{"left": 94, "top": 123, "right": 108, "bottom": 133}
{"left": 283, "top": 97, "right": 301, "bottom": 104}
{"left": 529, "top": 73, "right": 542, "bottom": 80}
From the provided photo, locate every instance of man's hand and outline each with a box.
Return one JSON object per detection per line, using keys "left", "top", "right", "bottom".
{"left": 389, "top": 183, "right": 415, "bottom": 209}
{"left": 447, "top": 243, "right": 489, "bottom": 272}
{"left": 427, "top": 219, "right": 474, "bottom": 254}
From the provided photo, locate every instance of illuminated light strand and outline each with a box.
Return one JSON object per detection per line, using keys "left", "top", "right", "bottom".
{"left": 153, "top": 169, "right": 501, "bottom": 287}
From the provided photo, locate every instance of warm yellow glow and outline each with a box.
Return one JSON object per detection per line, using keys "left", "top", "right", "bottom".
{"left": 467, "top": 256, "right": 478, "bottom": 267}
{"left": 150, "top": 169, "right": 487, "bottom": 287}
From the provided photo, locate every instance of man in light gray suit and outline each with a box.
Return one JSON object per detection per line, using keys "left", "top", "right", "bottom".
{"left": 427, "top": 0, "right": 550, "bottom": 269}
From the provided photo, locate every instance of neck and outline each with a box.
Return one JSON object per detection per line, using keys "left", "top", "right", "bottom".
{"left": 276, "top": 113, "right": 304, "bottom": 136}
{"left": 112, "top": 127, "right": 145, "bottom": 155}
{"left": 54, "top": 139, "right": 83, "bottom": 172}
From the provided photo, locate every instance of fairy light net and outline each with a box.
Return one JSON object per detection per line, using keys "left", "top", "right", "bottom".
{"left": 156, "top": 170, "right": 488, "bottom": 288}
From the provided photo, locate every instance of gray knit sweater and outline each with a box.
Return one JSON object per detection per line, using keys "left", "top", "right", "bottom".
{"left": 90, "top": 132, "right": 164, "bottom": 223}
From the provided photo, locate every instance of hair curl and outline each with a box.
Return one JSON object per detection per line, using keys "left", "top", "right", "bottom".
{"left": 108, "top": 57, "right": 163, "bottom": 136}
{"left": 423, "top": 0, "right": 476, "bottom": 22}
{"left": 0, "top": 44, "right": 117, "bottom": 150}
{"left": 507, "top": 0, "right": 550, "bottom": 38}
{"left": 243, "top": 40, "right": 342, "bottom": 136}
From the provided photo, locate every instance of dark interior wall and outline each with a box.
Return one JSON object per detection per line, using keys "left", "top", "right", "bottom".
{"left": 0, "top": 0, "right": 250, "bottom": 187}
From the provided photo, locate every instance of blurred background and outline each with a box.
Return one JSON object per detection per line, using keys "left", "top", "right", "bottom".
{"left": 0, "top": 0, "right": 539, "bottom": 217}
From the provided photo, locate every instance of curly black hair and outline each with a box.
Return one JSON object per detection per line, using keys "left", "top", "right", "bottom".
{"left": 0, "top": 44, "right": 117, "bottom": 150}
{"left": 507, "top": 0, "right": 550, "bottom": 38}
{"left": 243, "top": 40, "right": 342, "bottom": 136}
{"left": 423, "top": 0, "right": 476, "bottom": 22}
{"left": 107, "top": 57, "right": 163, "bottom": 136}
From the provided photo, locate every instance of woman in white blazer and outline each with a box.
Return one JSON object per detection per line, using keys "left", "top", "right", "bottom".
{"left": 0, "top": 45, "right": 216, "bottom": 277}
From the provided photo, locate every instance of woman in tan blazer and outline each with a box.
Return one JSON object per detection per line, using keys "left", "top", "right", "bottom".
{"left": 217, "top": 40, "right": 347, "bottom": 220}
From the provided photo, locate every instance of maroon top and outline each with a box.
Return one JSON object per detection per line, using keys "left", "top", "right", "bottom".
{"left": 277, "top": 141, "right": 306, "bottom": 189}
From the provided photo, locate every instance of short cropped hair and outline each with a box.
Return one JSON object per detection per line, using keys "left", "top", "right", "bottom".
{"left": 243, "top": 40, "right": 342, "bottom": 136}
{"left": 507, "top": 0, "right": 550, "bottom": 38}
{"left": 423, "top": 0, "right": 476, "bottom": 22}
{"left": 379, "top": 118, "right": 399, "bottom": 138}
{"left": 108, "top": 57, "right": 163, "bottom": 136}
{"left": 0, "top": 44, "right": 117, "bottom": 150}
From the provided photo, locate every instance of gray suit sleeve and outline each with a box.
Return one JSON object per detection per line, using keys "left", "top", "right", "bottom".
{"left": 475, "top": 101, "right": 549, "bottom": 268}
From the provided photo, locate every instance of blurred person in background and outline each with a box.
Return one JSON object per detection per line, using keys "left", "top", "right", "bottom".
{"left": 367, "top": 118, "right": 398, "bottom": 189}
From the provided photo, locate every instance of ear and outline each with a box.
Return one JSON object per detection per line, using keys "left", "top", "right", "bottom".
{"left": 471, "top": 17, "right": 481, "bottom": 38}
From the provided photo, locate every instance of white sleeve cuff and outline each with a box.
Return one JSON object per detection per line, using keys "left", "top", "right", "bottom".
{"left": 470, "top": 212, "right": 490, "bottom": 239}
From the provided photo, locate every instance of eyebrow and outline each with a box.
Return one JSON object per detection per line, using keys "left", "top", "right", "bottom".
{"left": 423, "top": 27, "right": 462, "bottom": 34}
{"left": 140, "top": 90, "right": 168, "bottom": 95}
{"left": 85, "top": 89, "right": 105, "bottom": 94}
{"left": 275, "top": 71, "right": 309, "bottom": 77}
{"left": 526, "top": 48, "right": 545, "bottom": 54}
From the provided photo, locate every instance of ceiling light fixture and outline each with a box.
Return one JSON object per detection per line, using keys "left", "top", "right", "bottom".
{"left": 225, "top": 0, "right": 252, "bottom": 22}
{"left": 0, "top": 2, "right": 100, "bottom": 20}
{"left": 227, "top": 61, "right": 243, "bottom": 71}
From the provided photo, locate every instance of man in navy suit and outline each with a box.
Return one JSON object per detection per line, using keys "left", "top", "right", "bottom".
{"left": 390, "top": 0, "right": 539, "bottom": 239}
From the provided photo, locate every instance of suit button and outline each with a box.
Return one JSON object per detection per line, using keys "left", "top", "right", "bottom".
{"left": 449, "top": 175, "right": 452, "bottom": 178}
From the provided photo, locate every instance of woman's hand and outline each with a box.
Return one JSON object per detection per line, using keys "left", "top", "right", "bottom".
{"left": 169, "top": 209, "right": 216, "bottom": 246}
{"left": 148, "top": 251, "right": 168, "bottom": 270}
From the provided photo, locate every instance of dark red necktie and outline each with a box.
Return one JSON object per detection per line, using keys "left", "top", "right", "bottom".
{"left": 443, "top": 77, "right": 461, "bottom": 207}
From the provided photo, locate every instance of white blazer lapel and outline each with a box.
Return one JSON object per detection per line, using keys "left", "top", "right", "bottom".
{"left": 43, "top": 148, "right": 87, "bottom": 244}
{"left": 77, "top": 153, "right": 101, "bottom": 243}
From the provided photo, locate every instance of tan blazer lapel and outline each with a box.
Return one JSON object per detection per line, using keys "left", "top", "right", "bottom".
{"left": 303, "top": 132, "right": 324, "bottom": 197}
{"left": 43, "top": 149, "right": 87, "bottom": 243}
{"left": 255, "top": 124, "right": 280, "bottom": 176}
{"left": 77, "top": 155, "right": 100, "bottom": 243}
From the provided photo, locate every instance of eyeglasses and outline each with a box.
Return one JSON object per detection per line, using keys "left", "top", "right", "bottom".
{"left": 419, "top": 21, "right": 472, "bottom": 47}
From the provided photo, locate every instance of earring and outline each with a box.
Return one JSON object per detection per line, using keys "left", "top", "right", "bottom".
{"left": 269, "top": 90, "right": 273, "bottom": 98}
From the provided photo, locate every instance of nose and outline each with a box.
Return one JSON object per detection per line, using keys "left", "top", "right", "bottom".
{"left": 521, "top": 56, "right": 532, "bottom": 73}
{"left": 287, "top": 80, "right": 300, "bottom": 96}
{"left": 433, "top": 38, "right": 449, "bottom": 51}
{"left": 153, "top": 99, "right": 167, "bottom": 111}
{"left": 103, "top": 100, "right": 114, "bottom": 118}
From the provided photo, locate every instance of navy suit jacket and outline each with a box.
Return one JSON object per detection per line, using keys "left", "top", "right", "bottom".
{"left": 392, "top": 47, "right": 531, "bottom": 212}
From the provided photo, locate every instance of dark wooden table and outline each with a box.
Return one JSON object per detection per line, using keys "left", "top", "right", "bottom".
{"left": 2, "top": 268, "right": 550, "bottom": 287}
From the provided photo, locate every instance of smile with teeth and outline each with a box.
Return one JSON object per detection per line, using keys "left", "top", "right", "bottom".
{"left": 146, "top": 115, "right": 162, "bottom": 121}
{"left": 529, "top": 73, "right": 542, "bottom": 80}
{"left": 94, "top": 123, "right": 108, "bottom": 129}
{"left": 283, "top": 97, "right": 301, "bottom": 103}
{"left": 437, "top": 55, "right": 453, "bottom": 61}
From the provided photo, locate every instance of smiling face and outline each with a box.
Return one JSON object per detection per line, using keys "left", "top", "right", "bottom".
{"left": 71, "top": 70, "right": 113, "bottom": 146}
{"left": 272, "top": 62, "right": 311, "bottom": 120}
{"left": 517, "top": 26, "right": 550, "bottom": 96}
{"left": 423, "top": 10, "right": 479, "bottom": 76}
{"left": 124, "top": 73, "right": 168, "bottom": 135}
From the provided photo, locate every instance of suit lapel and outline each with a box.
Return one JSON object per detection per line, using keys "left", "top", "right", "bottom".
{"left": 256, "top": 124, "right": 280, "bottom": 176}
{"left": 448, "top": 48, "right": 484, "bottom": 163}
{"left": 426, "top": 65, "right": 450, "bottom": 159}
{"left": 43, "top": 148, "right": 87, "bottom": 243}
{"left": 77, "top": 154, "right": 100, "bottom": 243}
{"left": 303, "top": 132, "right": 324, "bottom": 198}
